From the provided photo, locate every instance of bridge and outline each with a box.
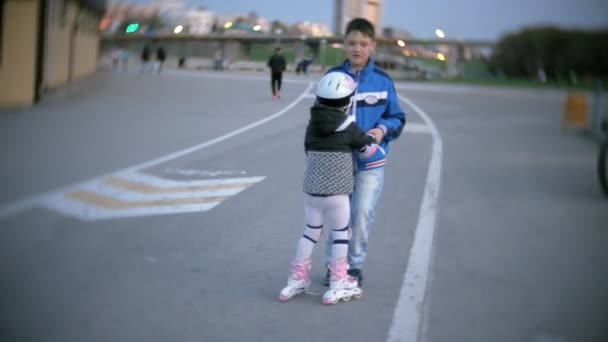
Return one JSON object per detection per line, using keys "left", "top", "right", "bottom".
{"left": 100, "top": 33, "right": 496, "bottom": 78}
{"left": 103, "top": 32, "right": 495, "bottom": 47}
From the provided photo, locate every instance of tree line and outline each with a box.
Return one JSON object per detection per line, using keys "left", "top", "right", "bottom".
{"left": 488, "top": 26, "right": 608, "bottom": 82}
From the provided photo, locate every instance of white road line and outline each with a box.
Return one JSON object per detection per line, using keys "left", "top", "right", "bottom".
{"left": 41, "top": 194, "right": 221, "bottom": 221}
{"left": 0, "top": 197, "right": 43, "bottom": 221}
{"left": 387, "top": 95, "right": 443, "bottom": 342}
{"left": 403, "top": 122, "right": 432, "bottom": 134}
{"left": 75, "top": 178, "right": 259, "bottom": 201}
{"left": 0, "top": 82, "right": 314, "bottom": 220}
{"left": 116, "top": 170, "right": 265, "bottom": 188}
{"left": 121, "top": 82, "right": 314, "bottom": 173}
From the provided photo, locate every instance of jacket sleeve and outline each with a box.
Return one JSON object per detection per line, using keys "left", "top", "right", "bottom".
{"left": 377, "top": 81, "right": 406, "bottom": 142}
{"left": 348, "top": 122, "right": 376, "bottom": 150}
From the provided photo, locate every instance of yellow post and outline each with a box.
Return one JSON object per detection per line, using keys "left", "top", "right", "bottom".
{"left": 562, "top": 92, "right": 588, "bottom": 129}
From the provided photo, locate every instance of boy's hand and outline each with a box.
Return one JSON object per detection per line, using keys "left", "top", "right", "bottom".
{"left": 359, "top": 143, "right": 378, "bottom": 159}
{"left": 367, "top": 128, "right": 384, "bottom": 143}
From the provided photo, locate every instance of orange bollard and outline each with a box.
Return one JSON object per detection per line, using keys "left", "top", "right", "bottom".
{"left": 562, "top": 92, "right": 588, "bottom": 129}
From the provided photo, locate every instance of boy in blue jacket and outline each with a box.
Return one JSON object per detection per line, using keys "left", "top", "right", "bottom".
{"left": 323, "top": 17, "right": 406, "bottom": 287}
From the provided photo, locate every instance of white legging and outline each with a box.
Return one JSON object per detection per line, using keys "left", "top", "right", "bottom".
{"left": 294, "top": 194, "right": 350, "bottom": 262}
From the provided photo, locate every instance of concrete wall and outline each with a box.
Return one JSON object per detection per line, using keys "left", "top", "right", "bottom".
{"left": 71, "top": 14, "right": 100, "bottom": 80}
{"left": 0, "top": 0, "right": 40, "bottom": 107}
{"left": 44, "top": 0, "right": 100, "bottom": 89}
{"left": 0, "top": 0, "right": 101, "bottom": 108}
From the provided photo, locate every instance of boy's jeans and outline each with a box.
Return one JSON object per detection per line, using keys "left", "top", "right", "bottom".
{"left": 325, "top": 167, "right": 385, "bottom": 270}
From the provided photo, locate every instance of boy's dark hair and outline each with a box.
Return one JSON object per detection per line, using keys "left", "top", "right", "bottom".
{"left": 345, "top": 18, "right": 375, "bottom": 39}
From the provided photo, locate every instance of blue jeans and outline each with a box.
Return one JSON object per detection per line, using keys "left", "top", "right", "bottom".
{"left": 325, "top": 167, "right": 385, "bottom": 270}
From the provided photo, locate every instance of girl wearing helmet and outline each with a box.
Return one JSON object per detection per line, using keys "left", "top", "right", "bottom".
{"left": 279, "top": 71, "right": 377, "bottom": 305}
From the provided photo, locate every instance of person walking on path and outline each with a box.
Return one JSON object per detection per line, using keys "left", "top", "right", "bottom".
{"left": 267, "top": 47, "right": 286, "bottom": 99}
{"left": 140, "top": 45, "right": 152, "bottom": 73}
{"left": 156, "top": 46, "right": 167, "bottom": 74}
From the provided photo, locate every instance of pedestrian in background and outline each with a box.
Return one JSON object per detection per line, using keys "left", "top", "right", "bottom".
{"left": 322, "top": 18, "right": 406, "bottom": 288}
{"left": 214, "top": 49, "right": 224, "bottom": 71}
{"left": 156, "top": 46, "right": 167, "bottom": 74}
{"left": 267, "top": 47, "right": 286, "bottom": 99}
{"left": 140, "top": 45, "right": 152, "bottom": 73}
{"left": 111, "top": 47, "right": 121, "bottom": 71}
{"left": 121, "top": 49, "right": 129, "bottom": 72}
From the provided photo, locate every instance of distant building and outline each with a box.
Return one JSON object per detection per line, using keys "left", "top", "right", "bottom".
{"left": 184, "top": 9, "right": 215, "bottom": 35}
{"left": 334, "top": 0, "right": 382, "bottom": 35}
{"left": 164, "top": 7, "right": 215, "bottom": 35}
{"left": 102, "top": 3, "right": 161, "bottom": 33}
{"left": 292, "top": 21, "right": 332, "bottom": 37}
{"left": 382, "top": 27, "right": 413, "bottom": 40}
{"left": 151, "top": 0, "right": 186, "bottom": 13}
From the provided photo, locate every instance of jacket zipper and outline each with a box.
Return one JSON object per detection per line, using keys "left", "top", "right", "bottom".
{"left": 350, "top": 68, "right": 361, "bottom": 122}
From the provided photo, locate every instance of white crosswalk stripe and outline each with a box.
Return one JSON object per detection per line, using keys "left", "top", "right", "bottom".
{"left": 40, "top": 171, "right": 265, "bottom": 221}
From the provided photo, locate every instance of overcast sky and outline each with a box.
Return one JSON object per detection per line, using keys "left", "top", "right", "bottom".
{"left": 126, "top": 0, "right": 608, "bottom": 40}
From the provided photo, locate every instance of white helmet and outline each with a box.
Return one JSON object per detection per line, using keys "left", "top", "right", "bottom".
{"left": 315, "top": 72, "right": 357, "bottom": 108}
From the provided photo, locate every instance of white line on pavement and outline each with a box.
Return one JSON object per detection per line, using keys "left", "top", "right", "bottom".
{"left": 0, "top": 82, "right": 314, "bottom": 220}
{"left": 41, "top": 195, "right": 221, "bottom": 221}
{"left": 403, "top": 122, "right": 432, "bottom": 134}
{"left": 387, "top": 95, "right": 443, "bottom": 342}
{"left": 116, "top": 170, "right": 265, "bottom": 188}
{"left": 121, "top": 82, "right": 314, "bottom": 173}
{"left": 75, "top": 177, "right": 264, "bottom": 201}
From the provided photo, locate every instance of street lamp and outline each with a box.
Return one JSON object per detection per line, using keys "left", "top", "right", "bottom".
{"left": 435, "top": 28, "right": 445, "bottom": 39}
{"left": 396, "top": 39, "right": 406, "bottom": 47}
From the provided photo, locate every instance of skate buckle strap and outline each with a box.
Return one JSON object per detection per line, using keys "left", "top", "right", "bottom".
{"left": 328, "top": 258, "right": 348, "bottom": 280}
{"left": 290, "top": 260, "right": 311, "bottom": 281}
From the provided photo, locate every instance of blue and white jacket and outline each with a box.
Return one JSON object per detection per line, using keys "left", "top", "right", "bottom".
{"left": 327, "top": 57, "right": 406, "bottom": 171}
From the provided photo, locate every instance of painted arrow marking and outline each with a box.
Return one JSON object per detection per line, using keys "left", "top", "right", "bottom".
{"left": 40, "top": 170, "right": 265, "bottom": 221}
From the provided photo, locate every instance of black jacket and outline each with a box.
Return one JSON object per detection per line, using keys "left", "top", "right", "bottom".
{"left": 304, "top": 105, "right": 374, "bottom": 153}
{"left": 302, "top": 105, "right": 375, "bottom": 195}
{"left": 141, "top": 47, "right": 151, "bottom": 61}
{"left": 267, "top": 53, "right": 286, "bottom": 73}
{"left": 157, "top": 47, "right": 166, "bottom": 61}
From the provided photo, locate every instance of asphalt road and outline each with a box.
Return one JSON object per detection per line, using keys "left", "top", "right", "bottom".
{"left": 0, "top": 69, "right": 606, "bottom": 342}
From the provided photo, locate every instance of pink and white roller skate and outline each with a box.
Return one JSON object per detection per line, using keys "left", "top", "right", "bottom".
{"left": 279, "top": 259, "right": 311, "bottom": 302}
{"left": 322, "top": 258, "right": 362, "bottom": 305}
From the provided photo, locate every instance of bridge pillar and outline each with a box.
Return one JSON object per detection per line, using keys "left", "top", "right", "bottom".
{"left": 307, "top": 41, "right": 320, "bottom": 60}
{"left": 293, "top": 40, "right": 308, "bottom": 62}
{"left": 223, "top": 40, "right": 248, "bottom": 62}
{"left": 446, "top": 43, "right": 465, "bottom": 78}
